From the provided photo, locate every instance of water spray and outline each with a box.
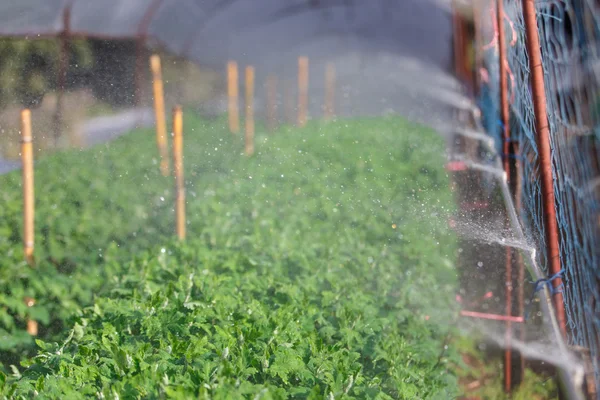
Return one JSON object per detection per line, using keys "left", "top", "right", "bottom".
{"left": 449, "top": 111, "right": 587, "bottom": 400}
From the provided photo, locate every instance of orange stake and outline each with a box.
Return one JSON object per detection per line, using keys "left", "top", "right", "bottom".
{"left": 297, "top": 56, "right": 309, "bottom": 127}
{"left": 266, "top": 75, "right": 278, "bottom": 132}
{"left": 150, "top": 54, "right": 170, "bottom": 176}
{"left": 24, "top": 297, "right": 37, "bottom": 336}
{"left": 245, "top": 66, "right": 255, "bottom": 156}
{"left": 172, "top": 106, "right": 186, "bottom": 240}
{"left": 324, "top": 62, "right": 336, "bottom": 120}
{"left": 20, "top": 109, "right": 37, "bottom": 336}
{"left": 227, "top": 61, "right": 240, "bottom": 134}
{"left": 20, "top": 109, "right": 34, "bottom": 266}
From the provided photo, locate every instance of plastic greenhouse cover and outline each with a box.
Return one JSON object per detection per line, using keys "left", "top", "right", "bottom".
{"left": 0, "top": 0, "right": 452, "bottom": 72}
{"left": 0, "top": 0, "right": 66, "bottom": 36}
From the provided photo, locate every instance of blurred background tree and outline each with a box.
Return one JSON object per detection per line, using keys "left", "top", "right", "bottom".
{"left": 0, "top": 38, "right": 93, "bottom": 108}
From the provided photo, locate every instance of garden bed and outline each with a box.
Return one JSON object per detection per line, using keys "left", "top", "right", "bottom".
{"left": 0, "top": 114, "right": 460, "bottom": 398}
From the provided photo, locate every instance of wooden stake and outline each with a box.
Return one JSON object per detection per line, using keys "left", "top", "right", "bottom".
{"left": 266, "top": 75, "right": 278, "bottom": 132}
{"left": 227, "top": 61, "right": 240, "bottom": 134}
{"left": 245, "top": 66, "right": 255, "bottom": 156}
{"left": 21, "top": 110, "right": 37, "bottom": 336}
{"left": 324, "top": 62, "right": 335, "bottom": 120}
{"left": 297, "top": 56, "right": 309, "bottom": 127}
{"left": 24, "top": 297, "right": 38, "bottom": 336}
{"left": 172, "top": 106, "right": 185, "bottom": 240}
{"left": 150, "top": 54, "right": 170, "bottom": 176}
{"left": 20, "top": 109, "right": 34, "bottom": 266}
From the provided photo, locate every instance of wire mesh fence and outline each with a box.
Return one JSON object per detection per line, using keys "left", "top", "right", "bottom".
{"left": 470, "top": 0, "right": 600, "bottom": 394}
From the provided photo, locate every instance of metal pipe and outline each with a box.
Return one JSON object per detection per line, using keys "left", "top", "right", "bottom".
{"left": 514, "top": 141, "right": 526, "bottom": 380}
{"left": 495, "top": 0, "right": 514, "bottom": 391}
{"left": 521, "top": 0, "right": 567, "bottom": 336}
{"left": 461, "top": 310, "right": 524, "bottom": 323}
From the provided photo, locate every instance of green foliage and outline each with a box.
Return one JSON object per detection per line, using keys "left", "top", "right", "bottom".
{"left": 0, "top": 38, "right": 92, "bottom": 107}
{"left": 0, "top": 115, "right": 459, "bottom": 398}
{"left": 452, "top": 336, "right": 558, "bottom": 399}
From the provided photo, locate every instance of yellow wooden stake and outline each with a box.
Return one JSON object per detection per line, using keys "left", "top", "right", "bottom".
{"left": 20, "top": 109, "right": 34, "bottom": 266}
{"left": 227, "top": 61, "right": 240, "bottom": 134}
{"left": 150, "top": 54, "right": 170, "bottom": 176}
{"left": 324, "top": 62, "right": 336, "bottom": 120}
{"left": 20, "top": 109, "right": 37, "bottom": 336}
{"left": 245, "top": 66, "right": 255, "bottom": 156}
{"left": 172, "top": 106, "right": 186, "bottom": 240}
{"left": 266, "top": 75, "right": 278, "bottom": 132}
{"left": 24, "top": 297, "right": 38, "bottom": 336}
{"left": 297, "top": 56, "right": 309, "bottom": 127}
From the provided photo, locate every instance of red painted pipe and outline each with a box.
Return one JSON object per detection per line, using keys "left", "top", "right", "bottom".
{"left": 461, "top": 310, "right": 524, "bottom": 323}
{"left": 496, "top": 0, "right": 514, "bottom": 389}
{"left": 445, "top": 161, "right": 468, "bottom": 171}
{"left": 521, "top": 0, "right": 567, "bottom": 337}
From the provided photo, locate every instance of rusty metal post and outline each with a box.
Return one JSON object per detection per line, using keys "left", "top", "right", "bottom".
{"left": 513, "top": 141, "right": 526, "bottom": 378}
{"left": 245, "top": 66, "right": 255, "bottom": 156}
{"left": 498, "top": 1, "right": 510, "bottom": 177}
{"left": 297, "top": 56, "right": 309, "bottom": 127}
{"left": 472, "top": 1, "right": 483, "bottom": 93}
{"left": 495, "top": 0, "right": 515, "bottom": 392}
{"left": 521, "top": 0, "right": 567, "bottom": 336}
{"left": 227, "top": 61, "right": 240, "bottom": 134}
{"left": 172, "top": 106, "right": 185, "bottom": 240}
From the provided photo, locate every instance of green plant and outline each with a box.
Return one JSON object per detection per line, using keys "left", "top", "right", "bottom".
{"left": 451, "top": 336, "right": 558, "bottom": 399}
{"left": 0, "top": 114, "right": 460, "bottom": 398}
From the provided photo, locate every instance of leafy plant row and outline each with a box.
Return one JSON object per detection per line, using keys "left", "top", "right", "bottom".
{"left": 0, "top": 115, "right": 459, "bottom": 398}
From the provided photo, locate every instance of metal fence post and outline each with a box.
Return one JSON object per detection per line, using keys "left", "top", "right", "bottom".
{"left": 521, "top": 0, "right": 567, "bottom": 336}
